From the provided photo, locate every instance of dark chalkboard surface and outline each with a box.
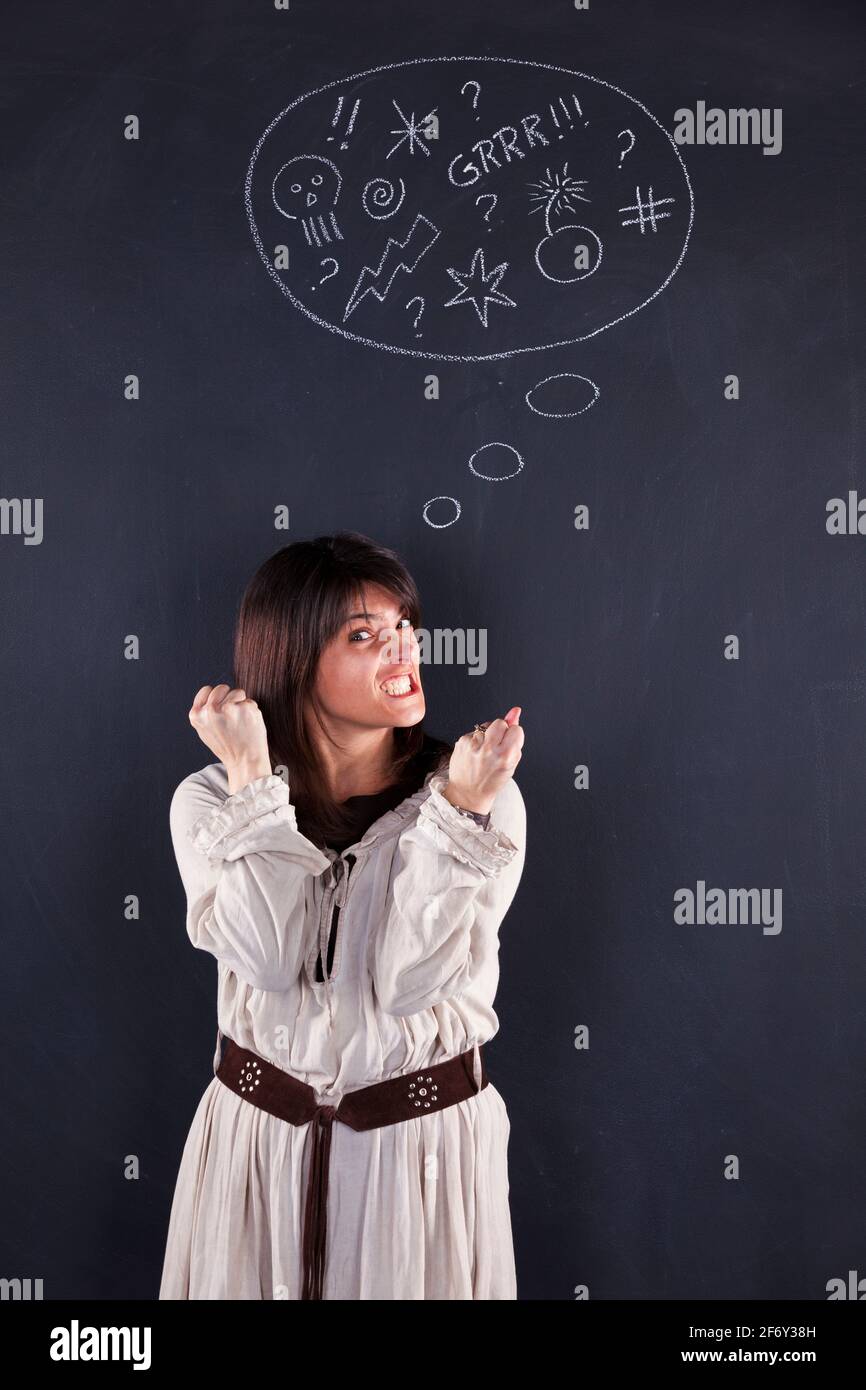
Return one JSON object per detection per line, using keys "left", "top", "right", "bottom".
{"left": 2, "top": 0, "right": 864, "bottom": 1306}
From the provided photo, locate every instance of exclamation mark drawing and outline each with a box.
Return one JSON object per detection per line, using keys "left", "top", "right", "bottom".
{"left": 327, "top": 96, "right": 361, "bottom": 150}
{"left": 550, "top": 94, "right": 589, "bottom": 136}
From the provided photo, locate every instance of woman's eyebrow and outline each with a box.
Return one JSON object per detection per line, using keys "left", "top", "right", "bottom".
{"left": 344, "top": 608, "right": 407, "bottom": 623}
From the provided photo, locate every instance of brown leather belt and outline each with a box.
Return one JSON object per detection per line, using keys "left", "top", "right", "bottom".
{"left": 216, "top": 1036, "right": 489, "bottom": 1300}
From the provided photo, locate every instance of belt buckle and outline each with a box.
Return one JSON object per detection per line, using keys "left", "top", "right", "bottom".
{"left": 408, "top": 1072, "right": 439, "bottom": 1111}
{"left": 238, "top": 1058, "right": 263, "bottom": 1094}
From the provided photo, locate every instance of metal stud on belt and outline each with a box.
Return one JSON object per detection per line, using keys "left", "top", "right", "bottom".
{"left": 408, "top": 1074, "right": 438, "bottom": 1109}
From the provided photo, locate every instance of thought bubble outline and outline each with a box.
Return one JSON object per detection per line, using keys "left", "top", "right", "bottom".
{"left": 525, "top": 372, "right": 601, "bottom": 417}
{"left": 245, "top": 55, "right": 695, "bottom": 362}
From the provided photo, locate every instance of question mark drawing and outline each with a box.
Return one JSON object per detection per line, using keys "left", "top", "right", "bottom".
{"left": 406, "top": 296, "right": 425, "bottom": 336}
{"left": 461, "top": 80, "right": 481, "bottom": 119}
{"left": 617, "top": 130, "right": 636, "bottom": 168}
{"left": 475, "top": 193, "right": 497, "bottom": 228}
{"left": 313, "top": 257, "right": 339, "bottom": 290}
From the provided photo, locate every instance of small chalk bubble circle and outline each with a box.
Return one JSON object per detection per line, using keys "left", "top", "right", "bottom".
{"left": 468, "top": 442, "right": 525, "bottom": 482}
{"left": 423, "top": 496, "right": 462, "bottom": 528}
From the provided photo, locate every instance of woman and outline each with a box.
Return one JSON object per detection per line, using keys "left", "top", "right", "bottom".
{"left": 159, "top": 531, "right": 526, "bottom": 1300}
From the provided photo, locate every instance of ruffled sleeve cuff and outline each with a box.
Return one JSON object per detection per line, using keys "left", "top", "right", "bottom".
{"left": 189, "top": 773, "right": 299, "bottom": 860}
{"left": 417, "top": 771, "right": 520, "bottom": 876}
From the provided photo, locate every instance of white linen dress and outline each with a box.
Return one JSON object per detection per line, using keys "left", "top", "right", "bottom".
{"left": 158, "top": 756, "right": 526, "bottom": 1300}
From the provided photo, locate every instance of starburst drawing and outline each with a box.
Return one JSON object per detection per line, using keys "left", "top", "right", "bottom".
{"left": 386, "top": 99, "right": 438, "bottom": 159}
{"left": 528, "top": 163, "right": 591, "bottom": 236}
{"left": 443, "top": 248, "right": 516, "bottom": 328}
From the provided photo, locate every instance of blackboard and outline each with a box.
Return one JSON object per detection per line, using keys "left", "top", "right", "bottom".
{"left": 2, "top": 0, "right": 865, "bottom": 1307}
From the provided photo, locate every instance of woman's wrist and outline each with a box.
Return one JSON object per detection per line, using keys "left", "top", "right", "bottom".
{"left": 226, "top": 756, "right": 273, "bottom": 796}
{"left": 441, "top": 782, "right": 494, "bottom": 817}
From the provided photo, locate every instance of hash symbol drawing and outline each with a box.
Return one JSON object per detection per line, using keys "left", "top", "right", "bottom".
{"left": 618, "top": 185, "right": 675, "bottom": 233}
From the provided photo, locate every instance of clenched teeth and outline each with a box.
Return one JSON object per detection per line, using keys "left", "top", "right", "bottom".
{"left": 380, "top": 675, "right": 413, "bottom": 695}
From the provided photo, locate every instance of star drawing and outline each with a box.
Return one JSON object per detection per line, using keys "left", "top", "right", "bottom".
{"left": 443, "top": 248, "right": 516, "bottom": 327}
{"left": 387, "top": 100, "right": 438, "bottom": 159}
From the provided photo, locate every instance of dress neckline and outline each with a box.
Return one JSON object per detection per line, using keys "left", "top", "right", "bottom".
{"left": 340, "top": 786, "right": 401, "bottom": 805}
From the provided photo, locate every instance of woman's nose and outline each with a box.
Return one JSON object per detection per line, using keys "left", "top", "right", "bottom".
{"left": 381, "top": 627, "right": 416, "bottom": 663}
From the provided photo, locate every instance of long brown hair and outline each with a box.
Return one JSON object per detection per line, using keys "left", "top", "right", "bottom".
{"left": 231, "top": 531, "right": 452, "bottom": 848}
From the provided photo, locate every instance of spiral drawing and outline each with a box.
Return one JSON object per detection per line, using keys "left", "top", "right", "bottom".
{"left": 362, "top": 176, "right": 406, "bottom": 220}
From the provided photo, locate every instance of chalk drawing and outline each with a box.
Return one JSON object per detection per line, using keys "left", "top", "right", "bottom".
{"left": 343, "top": 214, "right": 440, "bottom": 321}
{"left": 406, "top": 296, "right": 425, "bottom": 335}
{"left": 535, "top": 224, "right": 602, "bottom": 283}
{"left": 387, "top": 99, "right": 438, "bottom": 159}
{"left": 444, "top": 248, "right": 517, "bottom": 327}
{"left": 423, "top": 496, "right": 462, "bottom": 528}
{"left": 548, "top": 93, "right": 589, "bottom": 136}
{"left": 362, "top": 177, "right": 406, "bottom": 220}
{"left": 461, "top": 81, "right": 482, "bottom": 119}
{"left": 528, "top": 163, "right": 590, "bottom": 234}
{"left": 476, "top": 193, "right": 498, "bottom": 227}
{"left": 525, "top": 161, "right": 601, "bottom": 282}
{"left": 311, "top": 257, "right": 339, "bottom": 291}
{"left": 619, "top": 185, "right": 676, "bottom": 233}
{"left": 327, "top": 96, "right": 361, "bottom": 150}
{"left": 246, "top": 56, "right": 694, "bottom": 360}
{"left": 468, "top": 442, "right": 525, "bottom": 481}
{"left": 525, "top": 372, "right": 600, "bottom": 418}
{"left": 617, "top": 130, "right": 635, "bottom": 166}
{"left": 273, "top": 155, "right": 343, "bottom": 245}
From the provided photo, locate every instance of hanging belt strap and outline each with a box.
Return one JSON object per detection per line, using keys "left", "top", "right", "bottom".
{"left": 301, "top": 1105, "right": 337, "bottom": 1300}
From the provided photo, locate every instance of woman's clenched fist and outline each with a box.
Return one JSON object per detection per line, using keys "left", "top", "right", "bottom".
{"left": 442, "top": 706, "right": 524, "bottom": 817}
{"left": 188, "top": 685, "right": 272, "bottom": 795}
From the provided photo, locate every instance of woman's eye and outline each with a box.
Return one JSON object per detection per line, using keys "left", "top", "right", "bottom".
{"left": 348, "top": 618, "right": 411, "bottom": 643}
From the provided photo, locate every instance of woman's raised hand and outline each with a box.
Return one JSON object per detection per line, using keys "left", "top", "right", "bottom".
{"left": 442, "top": 706, "right": 524, "bottom": 817}
{"left": 188, "top": 685, "right": 272, "bottom": 795}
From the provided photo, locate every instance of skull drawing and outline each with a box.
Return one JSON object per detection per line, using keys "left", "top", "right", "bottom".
{"left": 272, "top": 154, "right": 343, "bottom": 246}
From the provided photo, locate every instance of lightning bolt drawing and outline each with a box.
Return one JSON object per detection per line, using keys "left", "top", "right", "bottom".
{"left": 343, "top": 214, "right": 440, "bottom": 322}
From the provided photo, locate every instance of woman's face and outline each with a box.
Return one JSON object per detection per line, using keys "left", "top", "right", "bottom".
{"left": 311, "top": 583, "right": 425, "bottom": 731}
